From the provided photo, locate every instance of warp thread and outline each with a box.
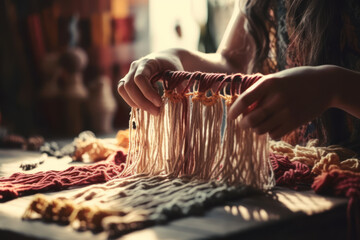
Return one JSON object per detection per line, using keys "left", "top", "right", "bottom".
{"left": 124, "top": 70, "right": 274, "bottom": 189}
{"left": 0, "top": 151, "right": 126, "bottom": 201}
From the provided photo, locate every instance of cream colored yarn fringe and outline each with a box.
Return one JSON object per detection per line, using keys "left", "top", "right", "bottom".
{"left": 218, "top": 102, "right": 272, "bottom": 188}
{"left": 122, "top": 90, "right": 275, "bottom": 190}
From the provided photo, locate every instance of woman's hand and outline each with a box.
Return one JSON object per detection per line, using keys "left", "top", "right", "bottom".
{"left": 118, "top": 3, "right": 256, "bottom": 116}
{"left": 228, "top": 65, "right": 339, "bottom": 139}
{"left": 117, "top": 50, "right": 184, "bottom": 115}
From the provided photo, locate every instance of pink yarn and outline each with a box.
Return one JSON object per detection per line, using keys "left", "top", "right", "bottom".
{"left": 312, "top": 169, "right": 360, "bottom": 239}
{"left": 270, "top": 153, "right": 314, "bottom": 190}
{"left": 0, "top": 151, "right": 126, "bottom": 201}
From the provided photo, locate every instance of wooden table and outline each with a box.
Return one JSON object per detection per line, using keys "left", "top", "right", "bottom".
{"left": 0, "top": 149, "right": 348, "bottom": 240}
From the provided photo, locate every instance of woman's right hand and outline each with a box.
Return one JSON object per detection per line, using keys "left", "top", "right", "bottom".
{"left": 117, "top": 50, "right": 184, "bottom": 115}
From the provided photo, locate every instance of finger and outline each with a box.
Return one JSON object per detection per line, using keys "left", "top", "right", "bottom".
{"left": 118, "top": 63, "right": 137, "bottom": 96}
{"left": 118, "top": 81, "right": 138, "bottom": 108}
{"left": 124, "top": 80, "right": 160, "bottom": 116}
{"left": 227, "top": 79, "right": 267, "bottom": 120}
{"left": 134, "top": 59, "right": 162, "bottom": 107}
{"left": 252, "top": 108, "right": 289, "bottom": 135}
{"left": 239, "top": 95, "right": 281, "bottom": 129}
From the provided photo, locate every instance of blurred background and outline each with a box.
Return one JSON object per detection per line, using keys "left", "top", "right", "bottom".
{"left": 0, "top": 0, "right": 234, "bottom": 140}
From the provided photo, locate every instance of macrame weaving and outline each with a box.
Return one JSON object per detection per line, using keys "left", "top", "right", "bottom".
{"left": 122, "top": 70, "right": 274, "bottom": 189}
{"left": 23, "top": 174, "right": 253, "bottom": 238}
{"left": 21, "top": 70, "right": 360, "bottom": 238}
{"left": 22, "top": 70, "right": 274, "bottom": 237}
{"left": 0, "top": 150, "right": 126, "bottom": 201}
{"left": 23, "top": 140, "right": 360, "bottom": 238}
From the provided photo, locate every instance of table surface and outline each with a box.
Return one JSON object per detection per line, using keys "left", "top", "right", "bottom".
{"left": 0, "top": 149, "right": 349, "bottom": 240}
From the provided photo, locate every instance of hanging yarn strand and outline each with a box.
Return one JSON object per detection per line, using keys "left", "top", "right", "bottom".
{"left": 162, "top": 71, "right": 191, "bottom": 176}
{"left": 217, "top": 73, "right": 273, "bottom": 188}
{"left": 123, "top": 70, "right": 274, "bottom": 189}
{"left": 184, "top": 72, "right": 223, "bottom": 179}
{"left": 123, "top": 107, "right": 165, "bottom": 176}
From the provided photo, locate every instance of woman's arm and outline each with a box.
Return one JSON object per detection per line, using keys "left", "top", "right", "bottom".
{"left": 179, "top": 1, "right": 255, "bottom": 74}
{"left": 330, "top": 65, "right": 360, "bottom": 119}
{"left": 117, "top": 1, "right": 255, "bottom": 115}
{"left": 228, "top": 65, "right": 360, "bottom": 139}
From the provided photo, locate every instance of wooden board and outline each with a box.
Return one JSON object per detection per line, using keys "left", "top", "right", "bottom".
{"left": 0, "top": 149, "right": 348, "bottom": 240}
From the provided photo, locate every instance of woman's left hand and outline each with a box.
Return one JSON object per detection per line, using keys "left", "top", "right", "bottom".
{"left": 228, "top": 65, "right": 339, "bottom": 139}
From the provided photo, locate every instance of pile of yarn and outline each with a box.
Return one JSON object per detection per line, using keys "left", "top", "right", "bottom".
{"left": 270, "top": 140, "right": 360, "bottom": 238}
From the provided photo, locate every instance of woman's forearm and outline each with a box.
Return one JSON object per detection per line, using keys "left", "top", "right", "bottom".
{"left": 327, "top": 65, "right": 360, "bottom": 119}
{"left": 117, "top": 0, "right": 254, "bottom": 114}
{"left": 168, "top": 2, "right": 254, "bottom": 75}
{"left": 169, "top": 48, "right": 243, "bottom": 74}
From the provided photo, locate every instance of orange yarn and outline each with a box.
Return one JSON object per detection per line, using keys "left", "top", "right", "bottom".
{"left": 116, "top": 129, "right": 130, "bottom": 151}
{"left": 223, "top": 95, "right": 238, "bottom": 106}
{"left": 164, "top": 90, "right": 184, "bottom": 103}
{"left": 191, "top": 91, "right": 220, "bottom": 106}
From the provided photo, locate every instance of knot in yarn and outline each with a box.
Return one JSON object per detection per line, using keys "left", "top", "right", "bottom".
{"left": 191, "top": 92, "right": 220, "bottom": 106}
{"left": 223, "top": 95, "right": 238, "bottom": 106}
{"left": 164, "top": 90, "right": 184, "bottom": 103}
